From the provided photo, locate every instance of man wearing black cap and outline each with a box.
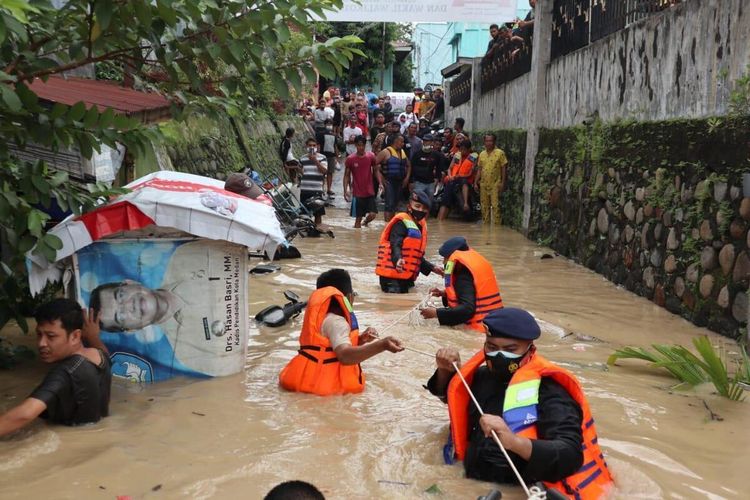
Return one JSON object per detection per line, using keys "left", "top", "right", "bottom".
{"left": 375, "top": 191, "right": 443, "bottom": 293}
{"left": 421, "top": 236, "right": 502, "bottom": 331}
{"left": 425, "top": 308, "right": 614, "bottom": 497}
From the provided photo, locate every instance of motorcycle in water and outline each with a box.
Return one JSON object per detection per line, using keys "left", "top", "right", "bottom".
{"left": 255, "top": 290, "right": 307, "bottom": 327}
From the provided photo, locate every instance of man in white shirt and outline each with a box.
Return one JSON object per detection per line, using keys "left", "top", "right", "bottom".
{"left": 343, "top": 115, "right": 363, "bottom": 156}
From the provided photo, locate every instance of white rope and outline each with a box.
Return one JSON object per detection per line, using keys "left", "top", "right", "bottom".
{"left": 452, "top": 361, "right": 546, "bottom": 500}
{"left": 373, "top": 298, "right": 547, "bottom": 500}
{"left": 378, "top": 294, "right": 432, "bottom": 334}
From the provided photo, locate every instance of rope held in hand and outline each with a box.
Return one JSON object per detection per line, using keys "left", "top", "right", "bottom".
{"left": 452, "top": 361, "right": 547, "bottom": 500}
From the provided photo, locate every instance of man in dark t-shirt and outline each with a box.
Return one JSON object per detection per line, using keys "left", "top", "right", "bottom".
{"left": 0, "top": 299, "right": 111, "bottom": 436}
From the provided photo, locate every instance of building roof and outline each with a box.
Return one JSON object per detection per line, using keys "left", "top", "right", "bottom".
{"left": 28, "top": 76, "right": 172, "bottom": 123}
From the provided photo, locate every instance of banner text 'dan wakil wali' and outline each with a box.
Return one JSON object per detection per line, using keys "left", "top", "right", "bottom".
{"left": 320, "top": 0, "right": 516, "bottom": 24}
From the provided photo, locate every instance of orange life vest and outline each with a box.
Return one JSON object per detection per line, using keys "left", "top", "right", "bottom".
{"left": 444, "top": 249, "right": 503, "bottom": 331}
{"left": 450, "top": 153, "right": 479, "bottom": 184}
{"left": 375, "top": 212, "right": 428, "bottom": 281}
{"left": 446, "top": 351, "right": 614, "bottom": 500}
{"left": 279, "top": 287, "right": 364, "bottom": 396}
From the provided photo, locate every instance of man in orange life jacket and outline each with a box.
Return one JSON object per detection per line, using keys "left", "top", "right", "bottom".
{"left": 279, "top": 269, "right": 404, "bottom": 396}
{"left": 425, "top": 308, "right": 614, "bottom": 499}
{"left": 420, "top": 236, "right": 503, "bottom": 331}
{"left": 376, "top": 191, "right": 443, "bottom": 294}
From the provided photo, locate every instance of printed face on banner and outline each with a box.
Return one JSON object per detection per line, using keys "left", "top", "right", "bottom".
{"left": 76, "top": 239, "right": 248, "bottom": 382}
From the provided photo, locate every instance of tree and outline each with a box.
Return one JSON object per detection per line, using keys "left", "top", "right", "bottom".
{"left": 0, "top": 0, "right": 362, "bottom": 330}
{"left": 317, "top": 21, "right": 412, "bottom": 90}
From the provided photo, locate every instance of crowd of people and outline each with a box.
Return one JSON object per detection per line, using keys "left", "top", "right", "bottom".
{"left": 280, "top": 85, "right": 509, "bottom": 228}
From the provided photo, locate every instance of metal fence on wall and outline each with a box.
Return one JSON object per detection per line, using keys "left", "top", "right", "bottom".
{"left": 480, "top": 43, "right": 533, "bottom": 94}
{"left": 449, "top": 69, "right": 472, "bottom": 107}
{"left": 552, "top": 0, "right": 683, "bottom": 59}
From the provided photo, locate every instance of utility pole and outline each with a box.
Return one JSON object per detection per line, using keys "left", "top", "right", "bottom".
{"left": 380, "top": 22, "right": 386, "bottom": 92}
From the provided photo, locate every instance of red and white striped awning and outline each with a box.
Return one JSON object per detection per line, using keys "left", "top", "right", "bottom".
{"left": 28, "top": 171, "right": 284, "bottom": 294}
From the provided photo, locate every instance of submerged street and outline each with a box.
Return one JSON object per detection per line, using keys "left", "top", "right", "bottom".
{"left": 1, "top": 199, "right": 748, "bottom": 499}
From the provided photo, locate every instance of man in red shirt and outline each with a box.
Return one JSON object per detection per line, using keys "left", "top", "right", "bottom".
{"left": 344, "top": 135, "right": 382, "bottom": 228}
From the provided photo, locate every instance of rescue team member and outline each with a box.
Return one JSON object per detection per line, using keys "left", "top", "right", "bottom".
{"left": 426, "top": 308, "right": 614, "bottom": 499}
{"left": 0, "top": 299, "right": 111, "bottom": 436}
{"left": 421, "top": 237, "right": 503, "bottom": 331}
{"left": 376, "top": 191, "right": 443, "bottom": 294}
{"left": 279, "top": 269, "right": 404, "bottom": 395}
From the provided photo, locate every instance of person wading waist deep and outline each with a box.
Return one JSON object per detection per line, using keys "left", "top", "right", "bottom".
{"left": 426, "top": 307, "right": 614, "bottom": 499}
{"left": 279, "top": 269, "right": 404, "bottom": 396}
{"left": 421, "top": 236, "right": 503, "bottom": 331}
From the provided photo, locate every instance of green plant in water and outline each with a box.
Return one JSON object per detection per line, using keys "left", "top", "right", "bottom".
{"left": 608, "top": 336, "right": 747, "bottom": 401}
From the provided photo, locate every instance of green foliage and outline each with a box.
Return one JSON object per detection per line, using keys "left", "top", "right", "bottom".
{"left": 728, "top": 65, "right": 750, "bottom": 117}
{"left": 316, "top": 21, "right": 411, "bottom": 89}
{"left": 608, "top": 336, "right": 748, "bottom": 401}
{"left": 0, "top": 0, "right": 363, "bottom": 331}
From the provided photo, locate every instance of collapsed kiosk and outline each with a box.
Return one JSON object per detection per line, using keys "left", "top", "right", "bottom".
{"left": 27, "top": 171, "right": 285, "bottom": 382}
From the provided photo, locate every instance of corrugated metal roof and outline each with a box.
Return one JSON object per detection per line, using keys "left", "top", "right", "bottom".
{"left": 28, "top": 76, "right": 172, "bottom": 122}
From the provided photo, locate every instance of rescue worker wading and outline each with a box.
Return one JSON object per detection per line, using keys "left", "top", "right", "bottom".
{"left": 279, "top": 269, "right": 404, "bottom": 396}
{"left": 376, "top": 191, "right": 443, "bottom": 294}
{"left": 426, "top": 308, "right": 614, "bottom": 499}
{"left": 421, "top": 236, "right": 503, "bottom": 331}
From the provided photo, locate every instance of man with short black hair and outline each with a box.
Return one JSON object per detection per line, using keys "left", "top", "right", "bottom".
{"left": 0, "top": 298, "right": 111, "bottom": 436}
{"left": 264, "top": 481, "right": 325, "bottom": 500}
{"left": 299, "top": 137, "right": 328, "bottom": 225}
{"left": 344, "top": 134, "right": 381, "bottom": 228}
{"left": 316, "top": 118, "right": 339, "bottom": 197}
{"left": 279, "top": 269, "right": 404, "bottom": 395}
{"left": 279, "top": 127, "right": 300, "bottom": 183}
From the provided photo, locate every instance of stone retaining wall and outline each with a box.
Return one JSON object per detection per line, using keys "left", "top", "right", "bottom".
{"left": 158, "top": 113, "right": 311, "bottom": 180}
{"left": 525, "top": 116, "right": 750, "bottom": 339}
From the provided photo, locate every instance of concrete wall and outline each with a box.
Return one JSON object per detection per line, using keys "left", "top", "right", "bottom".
{"left": 473, "top": 73, "right": 531, "bottom": 130}
{"left": 469, "top": 0, "right": 750, "bottom": 130}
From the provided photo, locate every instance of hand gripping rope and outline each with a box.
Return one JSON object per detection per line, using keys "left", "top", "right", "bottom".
{"left": 377, "top": 295, "right": 548, "bottom": 500}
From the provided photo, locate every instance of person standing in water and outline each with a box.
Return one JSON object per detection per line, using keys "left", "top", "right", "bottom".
{"left": 426, "top": 307, "right": 614, "bottom": 499}
{"left": 279, "top": 269, "right": 404, "bottom": 396}
{"left": 375, "top": 191, "right": 443, "bottom": 294}
{"left": 344, "top": 135, "right": 381, "bottom": 228}
{"left": 421, "top": 237, "right": 503, "bottom": 331}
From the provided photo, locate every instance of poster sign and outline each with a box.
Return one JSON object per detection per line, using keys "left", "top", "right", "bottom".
{"left": 320, "top": 0, "right": 516, "bottom": 23}
{"left": 74, "top": 238, "right": 248, "bottom": 382}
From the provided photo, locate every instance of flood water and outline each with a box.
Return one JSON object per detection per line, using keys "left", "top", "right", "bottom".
{"left": 2, "top": 200, "right": 749, "bottom": 499}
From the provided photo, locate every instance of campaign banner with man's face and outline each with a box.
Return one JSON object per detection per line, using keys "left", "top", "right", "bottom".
{"left": 74, "top": 238, "right": 248, "bottom": 382}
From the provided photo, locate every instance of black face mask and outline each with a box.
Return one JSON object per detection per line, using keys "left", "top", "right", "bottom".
{"left": 485, "top": 346, "right": 529, "bottom": 384}
{"left": 410, "top": 209, "right": 427, "bottom": 221}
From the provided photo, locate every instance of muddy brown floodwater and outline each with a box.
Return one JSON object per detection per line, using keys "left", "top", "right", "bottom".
{"left": 2, "top": 207, "right": 750, "bottom": 499}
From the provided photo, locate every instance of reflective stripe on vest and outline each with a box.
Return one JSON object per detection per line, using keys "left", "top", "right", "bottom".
{"left": 383, "top": 147, "right": 407, "bottom": 178}
{"left": 375, "top": 213, "right": 428, "bottom": 281}
{"left": 446, "top": 352, "right": 615, "bottom": 500}
{"left": 278, "top": 287, "right": 365, "bottom": 396}
{"left": 444, "top": 249, "right": 503, "bottom": 331}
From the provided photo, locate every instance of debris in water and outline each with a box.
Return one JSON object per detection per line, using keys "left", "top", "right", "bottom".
{"left": 98, "top": 486, "right": 106, "bottom": 490}
{"left": 152, "top": 484, "right": 162, "bottom": 491}
{"left": 378, "top": 480, "right": 411, "bottom": 486}
{"left": 540, "top": 253, "right": 554, "bottom": 259}
{"left": 191, "top": 411, "right": 206, "bottom": 417}
{"left": 702, "top": 400, "right": 724, "bottom": 421}
{"left": 424, "top": 483, "right": 443, "bottom": 494}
